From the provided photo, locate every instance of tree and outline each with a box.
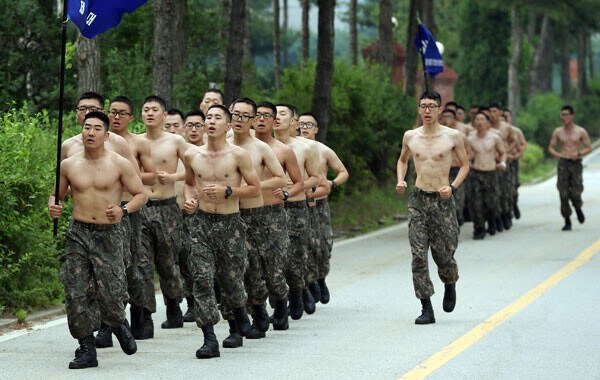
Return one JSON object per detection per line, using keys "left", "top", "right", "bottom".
{"left": 312, "top": 0, "right": 335, "bottom": 143}
{"left": 273, "top": 0, "right": 281, "bottom": 90}
{"left": 153, "top": 0, "right": 176, "bottom": 106}
{"left": 301, "top": 0, "right": 310, "bottom": 67}
{"left": 378, "top": 0, "right": 393, "bottom": 71}
{"left": 224, "top": 0, "right": 247, "bottom": 103}
{"left": 404, "top": 0, "right": 418, "bottom": 97}
{"left": 528, "top": 15, "right": 553, "bottom": 96}
{"left": 283, "top": 0, "right": 289, "bottom": 67}
{"left": 508, "top": 5, "right": 522, "bottom": 116}
{"left": 76, "top": 32, "right": 101, "bottom": 94}
{"left": 577, "top": 27, "right": 588, "bottom": 96}
{"left": 349, "top": 0, "right": 358, "bottom": 65}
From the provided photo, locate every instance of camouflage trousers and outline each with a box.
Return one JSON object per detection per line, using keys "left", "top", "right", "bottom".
{"left": 449, "top": 167, "right": 466, "bottom": 223}
{"left": 179, "top": 210, "right": 195, "bottom": 299}
{"left": 242, "top": 206, "right": 288, "bottom": 305}
{"left": 557, "top": 158, "right": 584, "bottom": 217}
{"left": 305, "top": 201, "right": 321, "bottom": 285}
{"left": 508, "top": 161, "right": 520, "bottom": 209}
{"left": 120, "top": 206, "right": 151, "bottom": 308}
{"left": 497, "top": 168, "right": 513, "bottom": 216}
{"left": 316, "top": 198, "right": 334, "bottom": 279}
{"left": 60, "top": 220, "right": 127, "bottom": 339}
{"left": 139, "top": 197, "right": 183, "bottom": 312}
{"left": 470, "top": 169, "right": 501, "bottom": 231}
{"left": 408, "top": 189, "right": 459, "bottom": 299}
{"left": 284, "top": 200, "right": 309, "bottom": 292}
{"left": 188, "top": 211, "right": 248, "bottom": 326}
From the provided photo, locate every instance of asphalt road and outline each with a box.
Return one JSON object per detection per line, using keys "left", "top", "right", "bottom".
{"left": 1, "top": 150, "right": 599, "bottom": 380}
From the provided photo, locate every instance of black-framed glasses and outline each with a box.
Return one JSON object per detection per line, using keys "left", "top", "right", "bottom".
{"left": 75, "top": 106, "right": 102, "bottom": 113}
{"left": 232, "top": 113, "right": 254, "bottom": 122}
{"left": 108, "top": 110, "right": 131, "bottom": 118}
{"left": 299, "top": 122, "right": 316, "bottom": 129}
{"left": 418, "top": 104, "right": 439, "bottom": 111}
{"left": 184, "top": 122, "right": 204, "bottom": 129}
{"left": 255, "top": 112, "right": 274, "bottom": 120}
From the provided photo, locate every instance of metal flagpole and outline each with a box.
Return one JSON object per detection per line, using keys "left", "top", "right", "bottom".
{"left": 53, "top": 0, "right": 68, "bottom": 237}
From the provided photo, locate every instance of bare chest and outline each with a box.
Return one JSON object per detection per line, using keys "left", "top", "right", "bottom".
{"left": 191, "top": 151, "right": 240, "bottom": 183}
{"left": 410, "top": 137, "right": 454, "bottom": 163}
{"left": 68, "top": 162, "right": 121, "bottom": 192}
{"left": 151, "top": 140, "right": 179, "bottom": 171}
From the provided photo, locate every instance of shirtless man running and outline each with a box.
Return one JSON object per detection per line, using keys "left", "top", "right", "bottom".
{"left": 183, "top": 104, "right": 260, "bottom": 359}
{"left": 49, "top": 112, "right": 147, "bottom": 369}
{"left": 396, "top": 91, "right": 469, "bottom": 325}
{"left": 548, "top": 105, "right": 592, "bottom": 230}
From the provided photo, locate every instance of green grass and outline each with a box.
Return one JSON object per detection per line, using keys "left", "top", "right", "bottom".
{"left": 519, "top": 159, "right": 556, "bottom": 184}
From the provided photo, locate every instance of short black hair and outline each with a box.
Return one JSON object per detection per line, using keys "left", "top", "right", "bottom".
{"left": 204, "top": 88, "right": 224, "bottom": 103}
{"left": 230, "top": 97, "right": 257, "bottom": 115}
{"left": 488, "top": 102, "right": 502, "bottom": 110}
{"left": 184, "top": 110, "right": 205, "bottom": 121}
{"left": 256, "top": 101, "right": 277, "bottom": 117}
{"left": 475, "top": 111, "right": 492, "bottom": 124}
{"left": 561, "top": 105, "right": 574, "bottom": 114}
{"left": 419, "top": 91, "right": 442, "bottom": 106}
{"left": 77, "top": 92, "right": 104, "bottom": 108}
{"left": 110, "top": 95, "right": 133, "bottom": 113}
{"left": 441, "top": 109, "right": 456, "bottom": 118}
{"left": 299, "top": 112, "right": 319, "bottom": 126}
{"left": 478, "top": 106, "right": 490, "bottom": 113}
{"left": 276, "top": 103, "right": 296, "bottom": 116}
{"left": 207, "top": 104, "right": 232, "bottom": 122}
{"left": 167, "top": 108, "right": 185, "bottom": 120}
{"left": 84, "top": 111, "right": 110, "bottom": 129}
{"left": 470, "top": 104, "right": 479, "bottom": 110}
{"left": 444, "top": 101, "right": 458, "bottom": 109}
{"left": 503, "top": 108, "right": 512, "bottom": 115}
{"left": 456, "top": 105, "right": 465, "bottom": 112}
{"left": 143, "top": 95, "right": 167, "bottom": 111}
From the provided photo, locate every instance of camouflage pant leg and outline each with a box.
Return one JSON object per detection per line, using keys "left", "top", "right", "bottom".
{"left": 266, "top": 204, "right": 290, "bottom": 303}
{"left": 284, "top": 201, "right": 309, "bottom": 292}
{"left": 316, "top": 199, "right": 333, "bottom": 279}
{"left": 508, "top": 161, "right": 518, "bottom": 208}
{"left": 242, "top": 208, "right": 269, "bottom": 305}
{"left": 491, "top": 171, "right": 503, "bottom": 218}
{"left": 408, "top": 192, "right": 459, "bottom": 299}
{"left": 557, "top": 159, "right": 584, "bottom": 217}
{"left": 135, "top": 206, "right": 157, "bottom": 311}
{"left": 304, "top": 204, "right": 320, "bottom": 285}
{"left": 179, "top": 211, "right": 195, "bottom": 299}
{"left": 449, "top": 167, "right": 465, "bottom": 222}
{"left": 139, "top": 199, "right": 184, "bottom": 307}
{"left": 497, "top": 168, "right": 512, "bottom": 215}
{"left": 60, "top": 221, "right": 127, "bottom": 339}
{"left": 121, "top": 209, "right": 147, "bottom": 307}
{"left": 470, "top": 170, "right": 498, "bottom": 231}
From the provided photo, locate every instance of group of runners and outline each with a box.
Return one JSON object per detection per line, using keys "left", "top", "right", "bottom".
{"left": 49, "top": 89, "right": 349, "bottom": 369}
{"left": 396, "top": 91, "right": 592, "bottom": 326}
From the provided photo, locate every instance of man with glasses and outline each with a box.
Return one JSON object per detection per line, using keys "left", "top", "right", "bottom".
{"left": 298, "top": 112, "right": 349, "bottom": 304}
{"left": 223, "top": 97, "right": 288, "bottom": 343}
{"left": 396, "top": 91, "right": 469, "bottom": 325}
{"left": 253, "top": 101, "right": 305, "bottom": 324}
{"left": 548, "top": 105, "right": 592, "bottom": 231}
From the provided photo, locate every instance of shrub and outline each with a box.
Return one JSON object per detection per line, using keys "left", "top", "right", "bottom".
{"left": 516, "top": 93, "right": 564, "bottom": 150}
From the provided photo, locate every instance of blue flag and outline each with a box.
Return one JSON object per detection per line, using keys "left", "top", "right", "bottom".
{"left": 414, "top": 23, "right": 444, "bottom": 77}
{"left": 67, "top": 0, "right": 148, "bottom": 39}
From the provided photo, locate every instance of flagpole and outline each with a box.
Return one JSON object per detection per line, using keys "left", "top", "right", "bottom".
{"left": 416, "top": 22, "right": 429, "bottom": 92}
{"left": 53, "top": 0, "right": 68, "bottom": 237}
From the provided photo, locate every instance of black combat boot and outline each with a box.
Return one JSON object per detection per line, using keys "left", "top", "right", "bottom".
{"left": 135, "top": 308, "right": 154, "bottom": 340}
{"left": 562, "top": 217, "right": 572, "bottom": 231}
{"left": 502, "top": 213, "right": 512, "bottom": 230}
{"left": 232, "top": 307, "right": 252, "bottom": 336}
{"left": 415, "top": 298, "right": 435, "bottom": 325}
{"left": 318, "top": 278, "right": 330, "bottom": 304}
{"left": 576, "top": 208, "right": 585, "bottom": 224}
{"left": 443, "top": 283, "right": 456, "bottom": 313}
{"left": 308, "top": 281, "right": 321, "bottom": 303}
{"left": 197, "top": 325, "right": 220, "bottom": 359}
{"left": 222, "top": 320, "right": 243, "bottom": 348}
{"left": 473, "top": 228, "right": 485, "bottom": 240}
{"left": 94, "top": 322, "right": 113, "bottom": 348}
{"left": 486, "top": 218, "right": 496, "bottom": 236}
{"left": 289, "top": 290, "right": 304, "bottom": 320}
{"left": 302, "top": 288, "right": 316, "bottom": 314}
{"left": 161, "top": 298, "right": 183, "bottom": 329}
{"left": 182, "top": 296, "right": 195, "bottom": 323}
{"left": 69, "top": 335, "right": 98, "bottom": 369}
{"left": 272, "top": 299, "right": 289, "bottom": 330}
{"left": 129, "top": 304, "right": 144, "bottom": 338}
{"left": 251, "top": 304, "right": 270, "bottom": 332}
{"left": 495, "top": 217, "right": 504, "bottom": 232}
{"left": 246, "top": 324, "right": 266, "bottom": 339}
{"left": 111, "top": 319, "right": 137, "bottom": 355}
{"left": 513, "top": 204, "right": 521, "bottom": 219}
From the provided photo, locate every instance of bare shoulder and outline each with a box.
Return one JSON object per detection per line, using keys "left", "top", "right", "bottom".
{"left": 317, "top": 140, "right": 334, "bottom": 155}
{"left": 576, "top": 125, "right": 589, "bottom": 135}
{"left": 403, "top": 128, "right": 418, "bottom": 141}
{"left": 108, "top": 132, "right": 128, "bottom": 146}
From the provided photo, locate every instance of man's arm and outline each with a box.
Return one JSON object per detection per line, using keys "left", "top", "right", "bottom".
{"left": 233, "top": 150, "right": 261, "bottom": 198}
{"left": 396, "top": 132, "right": 412, "bottom": 193}
{"left": 495, "top": 135, "right": 507, "bottom": 170}
{"left": 137, "top": 138, "right": 157, "bottom": 185}
{"left": 119, "top": 159, "right": 148, "bottom": 214}
{"left": 311, "top": 172, "right": 332, "bottom": 199}
{"left": 514, "top": 128, "right": 527, "bottom": 160}
{"left": 548, "top": 129, "right": 564, "bottom": 159}
{"left": 578, "top": 127, "right": 592, "bottom": 157}
{"left": 113, "top": 135, "right": 142, "bottom": 177}
{"left": 282, "top": 147, "right": 304, "bottom": 197}
{"left": 324, "top": 146, "right": 349, "bottom": 187}
{"left": 49, "top": 161, "right": 70, "bottom": 219}
{"left": 302, "top": 143, "right": 321, "bottom": 190}
{"left": 260, "top": 144, "right": 287, "bottom": 190}
{"left": 183, "top": 151, "right": 198, "bottom": 214}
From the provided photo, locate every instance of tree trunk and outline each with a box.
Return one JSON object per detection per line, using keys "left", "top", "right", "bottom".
{"left": 76, "top": 32, "right": 101, "bottom": 95}
{"left": 421, "top": 0, "right": 436, "bottom": 89}
{"left": 577, "top": 28, "right": 588, "bottom": 96}
{"left": 349, "top": 0, "right": 357, "bottom": 65}
{"left": 301, "top": 0, "right": 310, "bottom": 67}
{"left": 219, "top": 0, "right": 231, "bottom": 75}
{"left": 312, "top": 0, "right": 335, "bottom": 143}
{"left": 404, "top": 0, "right": 418, "bottom": 97}
{"left": 588, "top": 34, "right": 594, "bottom": 79}
{"left": 508, "top": 5, "right": 522, "bottom": 117}
{"left": 283, "top": 0, "right": 289, "bottom": 67}
{"left": 55, "top": 0, "right": 63, "bottom": 17}
{"left": 528, "top": 15, "right": 553, "bottom": 96}
{"left": 172, "top": 0, "right": 187, "bottom": 74}
{"left": 273, "top": 0, "right": 281, "bottom": 90}
{"left": 378, "top": 0, "right": 394, "bottom": 72}
{"left": 153, "top": 0, "right": 175, "bottom": 106}
{"left": 560, "top": 29, "right": 571, "bottom": 99}
{"left": 527, "top": 12, "right": 536, "bottom": 50}
{"left": 224, "top": 0, "right": 246, "bottom": 104}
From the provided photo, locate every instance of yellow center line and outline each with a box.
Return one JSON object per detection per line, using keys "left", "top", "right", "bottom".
{"left": 399, "top": 238, "right": 600, "bottom": 380}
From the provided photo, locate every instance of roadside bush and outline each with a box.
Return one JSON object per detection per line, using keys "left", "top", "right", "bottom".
{"left": 519, "top": 142, "right": 544, "bottom": 173}
{"left": 516, "top": 93, "right": 563, "bottom": 150}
